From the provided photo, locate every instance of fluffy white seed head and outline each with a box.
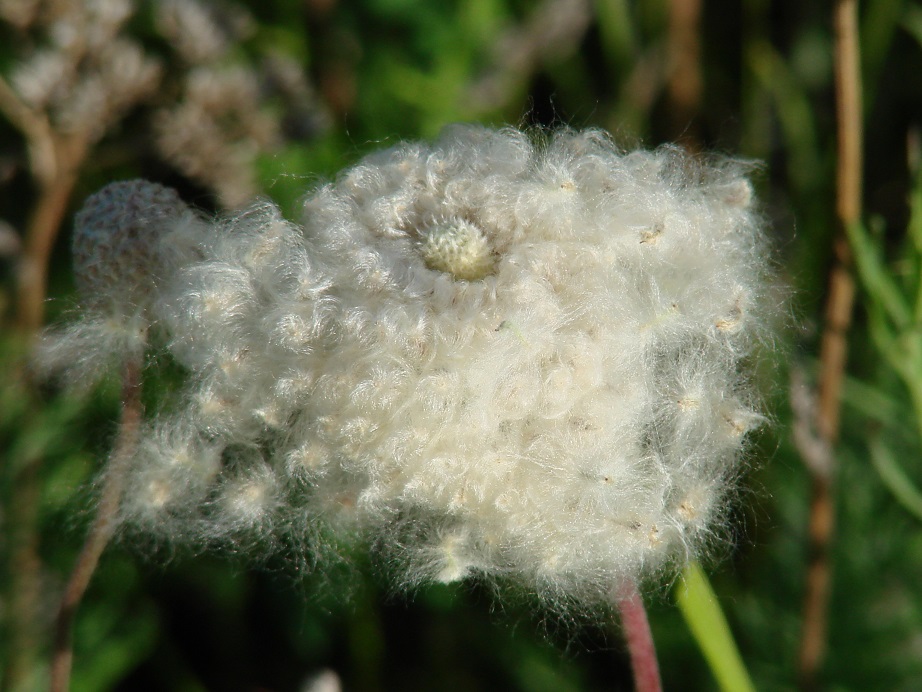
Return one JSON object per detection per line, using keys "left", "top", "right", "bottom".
{"left": 85, "top": 126, "right": 774, "bottom": 607}
{"left": 118, "top": 416, "right": 222, "bottom": 537}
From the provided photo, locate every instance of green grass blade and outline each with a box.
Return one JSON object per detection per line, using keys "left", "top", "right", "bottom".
{"left": 846, "top": 219, "right": 912, "bottom": 329}
{"left": 675, "top": 561, "right": 757, "bottom": 692}
{"left": 746, "top": 41, "right": 821, "bottom": 192}
{"left": 869, "top": 435, "right": 922, "bottom": 522}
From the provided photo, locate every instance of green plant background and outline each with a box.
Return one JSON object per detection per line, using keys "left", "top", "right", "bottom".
{"left": 3, "top": 1, "right": 922, "bottom": 690}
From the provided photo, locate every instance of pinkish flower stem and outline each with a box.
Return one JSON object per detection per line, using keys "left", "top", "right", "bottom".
{"left": 616, "top": 581, "right": 663, "bottom": 692}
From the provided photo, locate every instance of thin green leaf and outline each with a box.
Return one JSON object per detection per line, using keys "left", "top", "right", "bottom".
{"left": 905, "top": 171, "right": 922, "bottom": 322}
{"left": 842, "top": 374, "right": 907, "bottom": 429}
{"left": 846, "top": 220, "right": 912, "bottom": 329}
{"left": 901, "top": 4, "right": 922, "bottom": 50}
{"left": 594, "top": 0, "right": 637, "bottom": 70}
{"left": 746, "top": 41, "right": 821, "bottom": 192}
{"left": 866, "top": 298, "right": 908, "bottom": 381}
{"left": 862, "top": 0, "right": 905, "bottom": 107}
{"left": 675, "top": 562, "right": 757, "bottom": 692}
{"left": 908, "top": 173, "right": 922, "bottom": 257}
{"left": 869, "top": 435, "right": 922, "bottom": 522}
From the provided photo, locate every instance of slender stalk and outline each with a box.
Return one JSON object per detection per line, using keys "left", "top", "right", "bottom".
{"left": 616, "top": 581, "right": 662, "bottom": 692}
{"left": 4, "top": 453, "right": 43, "bottom": 691}
{"left": 798, "top": 0, "right": 862, "bottom": 688}
{"left": 0, "top": 73, "right": 90, "bottom": 334}
{"left": 1, "top": 72, "right": 91, "bottom": 690}
{"left": 16, "top": 157, "right": 85, "bottom": 332}
{"left": 49, "top": 356, "right": 143, "bottom": 692}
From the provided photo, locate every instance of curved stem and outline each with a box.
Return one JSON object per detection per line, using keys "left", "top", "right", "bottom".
{"left": 15, "top": 131, "right": 89, "bottom": 334}
{"left": 50, "top": 356, "right": 143, "bottom": 692}
{"left": 616, "top": 581, "right": 662, "bottom": 692}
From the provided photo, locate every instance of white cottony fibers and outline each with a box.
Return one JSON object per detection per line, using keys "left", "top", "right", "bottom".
{"left": 63, "top": 126, "right": 774, "bottom": 606}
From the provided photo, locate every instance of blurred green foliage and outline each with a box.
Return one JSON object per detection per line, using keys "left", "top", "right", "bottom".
{"left": 4, "top": 0, "right": 922, "bottom": 690}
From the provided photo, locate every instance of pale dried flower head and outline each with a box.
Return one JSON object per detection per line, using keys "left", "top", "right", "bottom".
{"left": 56, "top": 38, "right": 161, "bottom": 136}
{"left": 0, "top": 0, "right": 41, "bottom": 29}
{"left": 5, "top": 0, "right": 322, "bottom": 211}
{"left": 9, "top": 0, "right": 161, "bottom": 137}
{"left": 155, "top": 0, "right": 254, "bottom": 65}
{"left": 154, "top": 66, "right": 278, "bottom": 208}
{"left": 10, "top": 49, "right": 70, "bottom": 109}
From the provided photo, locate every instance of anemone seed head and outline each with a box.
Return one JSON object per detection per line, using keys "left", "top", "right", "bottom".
{"left": 73, "top": 125, "right": 774, "bottom": 608}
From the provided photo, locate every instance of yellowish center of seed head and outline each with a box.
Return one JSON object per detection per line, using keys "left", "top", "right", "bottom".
{"left": 420, "top": 219, "right": 494, "bottom": 280}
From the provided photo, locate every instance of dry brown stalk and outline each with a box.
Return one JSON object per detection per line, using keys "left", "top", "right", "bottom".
{"left": 798, "top": 0, "right": 862, "bottom": 687}
{"left": 16, "top": 137, "right": 88, "bottom": 332}
{"left": 0, "top": 69, "right": 92, "bottom": 692}
{"left": 50, "top": 355, "right": 144, "bottom": 692}
{"left": 0, "top": 73, "right": 89, "bottom": 333}
{"left": 4, "top": 448, "right": 44, "bottom": 692}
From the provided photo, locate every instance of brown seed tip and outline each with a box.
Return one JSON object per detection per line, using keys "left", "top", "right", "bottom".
{"left": 72, "top": 180, "right": 190, "bottom": 310}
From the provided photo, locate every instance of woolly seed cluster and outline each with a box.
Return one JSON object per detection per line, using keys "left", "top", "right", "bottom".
{"left": 74, "top": 126, "right": 772, "bottom": 605}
